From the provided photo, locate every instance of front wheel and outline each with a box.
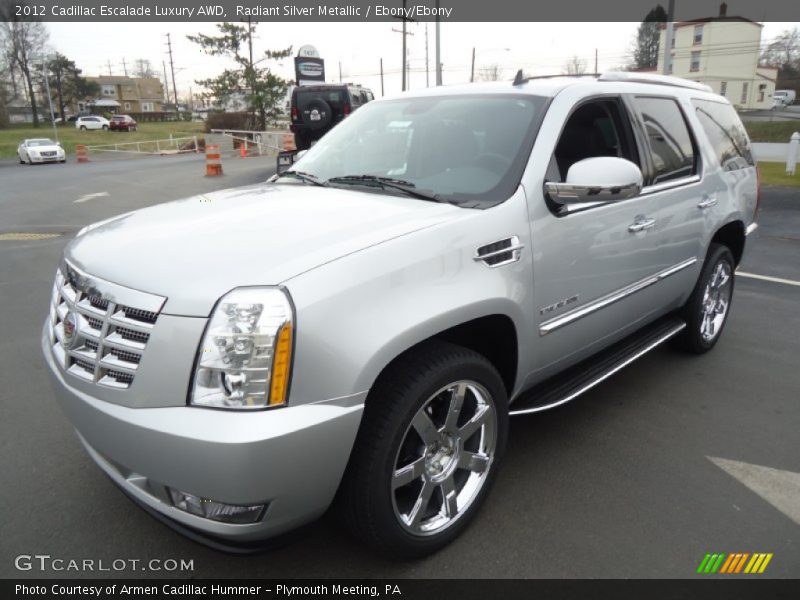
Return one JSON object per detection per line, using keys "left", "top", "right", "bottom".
{"left": 677, "top": 243, "right": 735, "bottom": 353}
{"left": 337, "top": 341, "right": 508, "bottom": 557}
{"left": 102, "top": 125, "right": 108, "bottom": 131}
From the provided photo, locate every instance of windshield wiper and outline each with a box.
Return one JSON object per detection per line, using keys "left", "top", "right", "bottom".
{"left": 326, "top": 175, "right": 443, "bottom": 203}
{"left": 275, "top": 170, "right": 328, "bottom": 187}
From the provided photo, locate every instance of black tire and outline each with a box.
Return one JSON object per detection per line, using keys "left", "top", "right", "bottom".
{"left": 677, "top": 243, "right": 735, "bottom": 354}
{"left": 301, "top": 98, "right": 333, "bottom": 131}
{"left": 102, "top": 125, "right": 108, "bottom": 131}
{"left": 79, "top": 125, "right": 86, "bottom": 130}
{"left": 336, "top": 340, "right": 509, "bottom": 558}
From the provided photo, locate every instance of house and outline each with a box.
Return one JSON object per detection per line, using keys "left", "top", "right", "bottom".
{"left": 77, "top": 75, "right": 165, "bottom": 114}
{"left": 656, "top": 3, "right": 777, "bottom": 110}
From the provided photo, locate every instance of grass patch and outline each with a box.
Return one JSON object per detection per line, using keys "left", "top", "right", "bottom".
{"left": 758, "top": 162, "right": 800, "bottom": 187}
{"left": 0, "top": 121, "right": 205, "bottom": 159}
{"left": 744, "top": 121, "right": 800, "bottom": 143}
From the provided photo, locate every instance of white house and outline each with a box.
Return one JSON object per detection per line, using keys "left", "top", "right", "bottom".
{"left": 656, "top": 3, "right": 777, "bottom": 110}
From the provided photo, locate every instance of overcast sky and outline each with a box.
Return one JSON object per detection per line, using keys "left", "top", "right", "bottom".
{"left": 46, "top": 19, "right": 798, "bottom": 101}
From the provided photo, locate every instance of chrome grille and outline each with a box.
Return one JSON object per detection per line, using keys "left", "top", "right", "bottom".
{"left": 47, "top": 264, "right": 166, "bottom": 390}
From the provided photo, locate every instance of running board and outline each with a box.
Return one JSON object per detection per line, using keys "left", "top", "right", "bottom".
{"left": 509, "top": 316, "right": 686, "bottom": 416}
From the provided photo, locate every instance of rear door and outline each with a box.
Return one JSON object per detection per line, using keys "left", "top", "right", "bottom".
{"left": 628, "top": 95, "right": 708, "bottom": 304}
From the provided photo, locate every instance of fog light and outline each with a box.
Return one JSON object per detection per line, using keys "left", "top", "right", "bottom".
{"left": 168, "top": 489, "right": 265, "bottom": 524}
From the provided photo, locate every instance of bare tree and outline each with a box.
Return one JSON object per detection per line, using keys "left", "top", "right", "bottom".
{"left": 477, "top": 64, "right": 504, "bottom": 82}
{"left": 760, "top": 27, "right": 800, "bottom": 69}
{"left": 0, "top": 5, "right": 48, "bottom": 127}
{"left": 132, "top": 58, "right": 157, "bottom": 79}
{"left": 563, "top": 55, "right": 587, "bottom": 75}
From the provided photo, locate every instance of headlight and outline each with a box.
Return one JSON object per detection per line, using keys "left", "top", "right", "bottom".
{"left": 190, "top": 287, "right": 294, "bottom": 410}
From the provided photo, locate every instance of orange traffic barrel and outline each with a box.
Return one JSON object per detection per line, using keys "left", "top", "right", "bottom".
{"left": 76, "top": 144, "right": 89, "bottom": 163}
{"left": 206, "top": 144, "right": 223, "bottom": 176}
{"left": 282, "top": 133, "right": 296, "bottom": 152}
{"left": 239, "top": 141, "right": 247, "bottom": 158}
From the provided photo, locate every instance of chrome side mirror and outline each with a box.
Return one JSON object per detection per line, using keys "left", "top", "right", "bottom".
{"left": 545, "top": 157, "right": 643, "bottom": 205}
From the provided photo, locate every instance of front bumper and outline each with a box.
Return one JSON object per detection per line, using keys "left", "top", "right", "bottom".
{"left": 30, "top": 154, "right": 63, "bottom": 163}
{"left": 42, "top": 323, "right": 365, "bottom": 545}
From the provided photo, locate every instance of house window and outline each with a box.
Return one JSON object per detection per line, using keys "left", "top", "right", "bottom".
{"left": 741, "top": 82, "right": 749, "bottom": 104}
{"left": 670, "top": 36, "right": 675, "bottom": 49}
{"left": 667, "top": 63, "right": 674, "bottom": 75}
{"left": 720, "top": 82, "right": 727, "bottom": 97}
{"left": 758, "top": 84, "right": 767, "bottom": 102}
{"left": 690, "top": 51, "right": 701, "bottom": 72}
{"left": 101, "top": 85, "right": 116, "bottom": 97}
{"left": 124, "top": 102, "right": 131, "bottom": 110}
{"left": 141, "top": 102, "right": 154, "bottom": 112}
{"left": 693, "top": 25, "right": 703, "bottom": 45}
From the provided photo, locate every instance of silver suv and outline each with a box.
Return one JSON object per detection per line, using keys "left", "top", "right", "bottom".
{"left": 43, "top": 72, "right": 759, "bottom": 557}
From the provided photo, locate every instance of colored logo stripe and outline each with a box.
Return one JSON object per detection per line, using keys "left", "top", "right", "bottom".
{"left": 697, "top": 552, "right": 773, "bottom": 574}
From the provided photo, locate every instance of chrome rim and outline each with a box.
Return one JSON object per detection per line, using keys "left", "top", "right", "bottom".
{"left": 700, "top": 260, "right": 732, "bottom": 342}
{"left": 392, "top": 380, "right": 497, "bottom": 536}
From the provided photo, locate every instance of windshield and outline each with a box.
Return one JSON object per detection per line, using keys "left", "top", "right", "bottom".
{"left": 27, "top": 139, "right": 55, "bottom": 147}
{"left": 290, "top": 94, "right": 547, "bottom": 206}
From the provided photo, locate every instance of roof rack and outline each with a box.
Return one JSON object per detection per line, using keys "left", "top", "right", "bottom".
{"left": 511, "top": 69, "right": 713, "bottom": 93}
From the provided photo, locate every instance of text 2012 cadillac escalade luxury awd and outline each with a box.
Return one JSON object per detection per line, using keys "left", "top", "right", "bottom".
{"left": 43, "top": 72, "right": 758, "bottom": 557}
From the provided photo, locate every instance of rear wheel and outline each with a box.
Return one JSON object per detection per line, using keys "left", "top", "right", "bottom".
{"left": 294, "top": 133, "right": 310, "bottom": 150}
{"left": 677, "top": 243, "right": 735, "bottom": 353}
{"left": 337, "top": 341, "right": 508, "bottom": 557}
{"left": 102, "top": 125, "right": 108, "bottom": 131}
{"left": 79, "top": 125, "right": 86, "bottom": 130}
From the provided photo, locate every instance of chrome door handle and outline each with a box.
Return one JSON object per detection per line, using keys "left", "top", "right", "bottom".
{"left": 628, "top": 217, "right": 657, "bottom": 233}
{"left": 697, "top": 195, "right": 718, "bottom": 209}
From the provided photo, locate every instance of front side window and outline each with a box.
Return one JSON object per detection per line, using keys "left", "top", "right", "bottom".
{"left": 551, "top": 99, "right": 639, "bottom": 182}
{"left": 633, "top": 97, "right": 696, "bottom": 185}
{"left": 290, "top": 94, "right": 546, "bottom": 206}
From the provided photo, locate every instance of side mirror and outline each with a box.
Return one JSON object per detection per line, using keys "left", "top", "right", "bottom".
{"left": 545, "top": 157, "right": 643, "bottom": 205}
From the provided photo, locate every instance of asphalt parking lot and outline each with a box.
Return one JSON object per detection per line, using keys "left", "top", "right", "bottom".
{"left": 0, "top": 156, "right": 798, "bottom": 579}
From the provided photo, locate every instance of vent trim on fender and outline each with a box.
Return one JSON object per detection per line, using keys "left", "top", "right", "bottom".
{"left": 474, "top": 236, "right": 524, "bottom": 268}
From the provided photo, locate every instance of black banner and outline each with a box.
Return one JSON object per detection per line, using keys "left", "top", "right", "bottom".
{"left": 4, "top": 579, "right": 800, "bottom": 600}
{"left": 294, "top": 56, "right": 326, "bottom": 86}
{"left": 2, "top": 0, "right": 800, "bottom": 22}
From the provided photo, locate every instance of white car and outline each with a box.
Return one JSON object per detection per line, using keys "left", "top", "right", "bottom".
{"left": 17, "top": 138, "right": 66, "bottom": 165}
{"left": 75, "top": 115, "right": 110, "bottom": 131}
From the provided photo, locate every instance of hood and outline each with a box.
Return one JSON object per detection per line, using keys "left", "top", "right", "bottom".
{"left": 66, "top": 182, "right": 462, "bottom": 316}
{"left": 29, "top": 144, "right": 62, "bottom": 152}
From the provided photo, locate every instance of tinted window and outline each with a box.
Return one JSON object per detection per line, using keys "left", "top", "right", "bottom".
{"left": 691, "top": 98, "right": 754, "bottom": 169}
{"left": 553, "top": 99, "right": 639, "bottom": 181}
{"left": 634, "top": 97, "right": 696, "bottom": 184}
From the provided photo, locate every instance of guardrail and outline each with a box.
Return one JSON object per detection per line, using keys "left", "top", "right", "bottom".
{"left": 85, "top": 135, "right": 200, "bottom": 156}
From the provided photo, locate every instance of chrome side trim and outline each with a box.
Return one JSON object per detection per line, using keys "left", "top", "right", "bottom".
{"left": 641, "top": 174, "right": 701, "bottom": 196}
{"left": 511, "top": 321, "right": 686, "bottom": 415}
{"left": 745, "top": 222, "right": 758, "bottom": 236}
{"left": 539, "top": 257, "right": 697, "bottom": 336}
{"left": 62, "top": 259, "right": 166, "bottom": 314}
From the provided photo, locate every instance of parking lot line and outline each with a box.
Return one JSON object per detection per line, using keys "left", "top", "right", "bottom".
{"left": 737, "top": 271, "right": 800, "bottom": 288}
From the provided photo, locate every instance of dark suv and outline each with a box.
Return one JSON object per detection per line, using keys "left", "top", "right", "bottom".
{"left": 290, "top": 84, "right": 375, "bottom": 150}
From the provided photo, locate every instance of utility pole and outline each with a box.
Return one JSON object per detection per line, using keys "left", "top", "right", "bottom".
{"left": 594, "top": 49, "right": 598, "bottom": 74}
{"left": 166, "top": 33, "right": 178, "bottom": 110}
{"left": 162, "top": 61, "right": 170, "bottom": 104}
{"left": 339, "top": 61, "right": 342, "bottom": 82}
{"left": 663, "top": 0, "right": 675, "bottom": 76}
{"left": 435, "top": 0, "right": 442, "bottom": 86}
{"left": 106, "top": 59, "right": 112, "bottom": 76}
{"left": 380, "top": 58, "right": 385, "bottom": 96}
{"left": 391, "top": 0, "right": 415, "bottom": 91}
{"left": 122, "top": 58, "right": 128, "bottom": 77}
{"left": 425, "top": 24, "right": 429, "bottom": 87}
{"left": 470, "top": 47, "right": 475, "bottom": 83}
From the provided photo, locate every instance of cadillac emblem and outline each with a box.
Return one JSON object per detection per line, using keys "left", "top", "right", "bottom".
{"left": 63, "top": 311, "right": 79, "bottom": 348}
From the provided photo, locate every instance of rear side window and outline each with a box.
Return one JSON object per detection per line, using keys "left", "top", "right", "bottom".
{"left": 633, "top": 97, "right": 696, "bottom": 184}
{"left": 691, "top": 98, "right": 754, "bottom": 169}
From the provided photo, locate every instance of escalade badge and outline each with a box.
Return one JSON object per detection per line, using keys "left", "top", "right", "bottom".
{"left": 63, "top": 311, "right": 79, "bottom": 348}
